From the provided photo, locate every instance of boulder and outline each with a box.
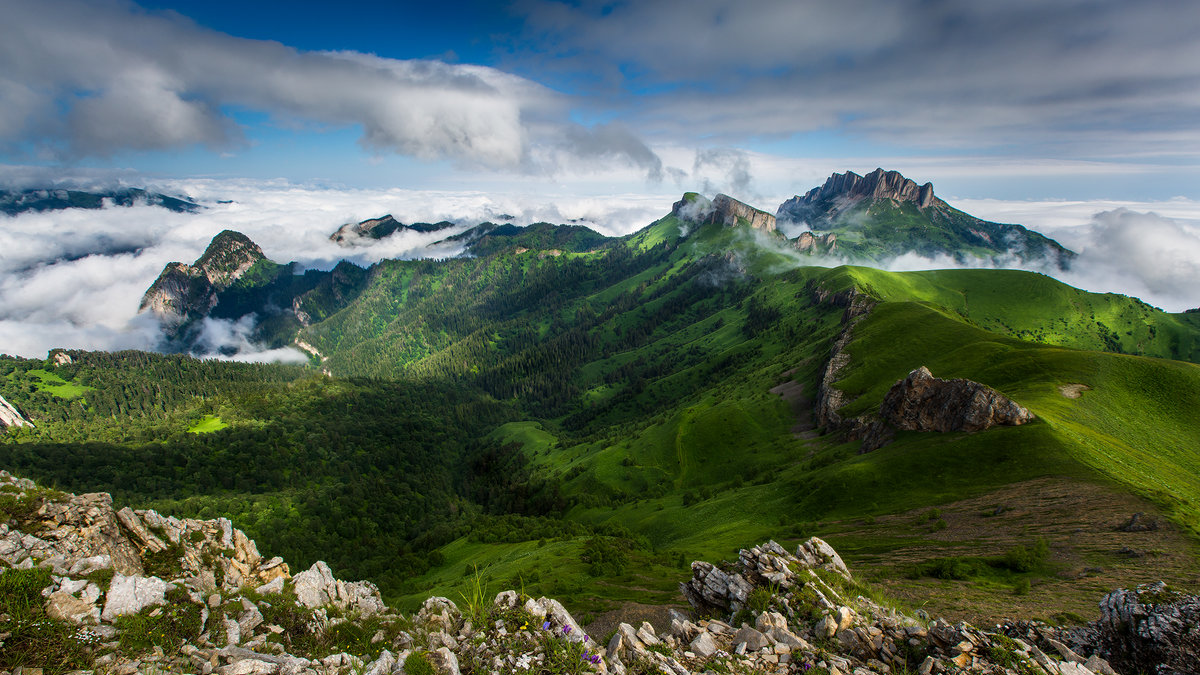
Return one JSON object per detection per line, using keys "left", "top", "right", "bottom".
{"left": 101, "top": 574, "right": 174, "bottom": 620}
{"left": 878, "top": 366, "right": 1034, "bottom": 438}
{"left": 46, "top": 590, "right": 100, "bottom": 624}
{"left": 292, "top": 560, "right": 384, "bottom": 616}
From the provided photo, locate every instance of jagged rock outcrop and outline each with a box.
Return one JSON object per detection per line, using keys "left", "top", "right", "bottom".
{"left": 776, "top": 169, "right": 1076, "bottom": 268}
{"left": 881, "top": 366, "right": 1035, "bottom": 434}
{"left": 812, "top": 285, "right": 875, "bottom": 433}
{"left": 794, "top": 230, "right": 838, "bottom": 254}
{"left": 779, "top": 168, "right": 940, "bottom": 219}
{"left": 671, "top": 192, "right": 777, "bottom": 232}
{"left": 138, "top": 230, "right": 266, "bottom": 327}
{"left": 0, "top": 394, "right": 34, "bottom": 429}
{"left": 293, "top": 561, "right": 385, "bottom": 616}
{"left": 50, "top": 349, "right": 74, "bottom": 366}
{"left": 1094, "top": 582, "right": 1200, "bottom": 675}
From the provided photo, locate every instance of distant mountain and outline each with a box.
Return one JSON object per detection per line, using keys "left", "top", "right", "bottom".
{"left": 0, "top": 187, "right": 200, "bottom": 215}
{"left": 330, "top": 214, "right": 456, "bottom": 246}
{"left": 777, "top": 168, "right": 1075, "bottom": 267}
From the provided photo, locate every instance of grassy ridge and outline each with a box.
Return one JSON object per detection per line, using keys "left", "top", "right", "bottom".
{"left": 5, "top": 217, "right": 1200, "bottom": 617}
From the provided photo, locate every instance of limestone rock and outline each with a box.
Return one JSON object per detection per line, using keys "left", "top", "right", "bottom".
{"left": 46, "top": 590, "right": 100, "bottom": 624}
{"left": 671, "top": 193, "right": 776, "bottom": 232}
{"left": 689, "top": 632, "right": 717, "bottom": 658}
{"left": 779, "top": 168, "right": 940, "bottom": 220}
{"left": 0, "top": 394, "right": 34, "bottom": 428}
{"left": 679, "top": 560, "right": 754, "bottom": 615}
{"left": 292, "top": 560, "right": 384, "bottom": 616}
{"left": 101, "top": 574, "right": 174, "bottom": 620}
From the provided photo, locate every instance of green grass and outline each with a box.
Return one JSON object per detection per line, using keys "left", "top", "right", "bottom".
{"left": 26, "top": 369, "right": 93, "bottom": 399}
{"left": 187, "top": 414, "right": 229, "bottom": 434}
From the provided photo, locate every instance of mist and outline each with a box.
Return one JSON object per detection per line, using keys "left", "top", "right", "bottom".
{"left": 0, "top": 179, "right": 674, "bottom": 360}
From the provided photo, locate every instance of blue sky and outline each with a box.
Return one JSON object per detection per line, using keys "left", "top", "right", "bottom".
{"left": 2, "top": 0, "right": 1199, "bottom": 202}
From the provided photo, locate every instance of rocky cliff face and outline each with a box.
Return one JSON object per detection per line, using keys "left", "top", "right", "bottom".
{"left": 794, "top": 231, "right": 838, "bottom": 254}
{"left": 778, "top": 168, "right": 940, "bottom": 219}
{"left": 139, "top": 230, "right": 266, "bottom": 327}
{"left": 881, "top": 366, "right": 1035, "bottom": 434}
{"left": 1, "top": 469, "right": 1194, "bottom": 674}
{"left": 0, "top": 394, "right": 34, "bottom": 429}
{"left": 672, "top": 193, "right": 777, "bottom": 232}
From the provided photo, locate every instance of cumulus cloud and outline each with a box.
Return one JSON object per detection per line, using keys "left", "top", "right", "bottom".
{"left": 0, "top": 178, "right": 678, "bottom": 359}
{"left": 1051, "top": 209, "right": 1200, "bottom": 312}
{"left": 517, "top": 0, "right": 1200, "bottom": 160}
{"left": 692, "top": 148, "right": 755, "bottom": 199}
{"left": 0, "top": 0, "right": 661, "bottom": 177}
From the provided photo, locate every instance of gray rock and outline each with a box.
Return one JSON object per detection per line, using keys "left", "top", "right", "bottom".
{"left": 1097, "top": 581, "right": 1200, "bottom": 675}
{"left": 878, "top": 366, "right": 1035, "bottom": 440}
{"left": 101, "top": 574, "right": 173, "bottom": 621}
{"left": 257, "top": 576, "right": 285, "bottom": 595}
{"left": 292, "top": 561, "right": 385, "bottom": 615}
{"left": 689, "top": 632, "right": 717, "bottom": 658}
{"left": 219, "top": 658, "right": 280, "bottom": 675}
{"left": 734, "top": 626, "right": 770, "bottom": 652}
{"left": 432, "top": 647, "right": 460, "bottom": 675}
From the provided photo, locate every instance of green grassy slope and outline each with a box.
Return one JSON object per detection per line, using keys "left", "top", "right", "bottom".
{"left": 5, "top": 216, "right": 1200, "bottom": 617}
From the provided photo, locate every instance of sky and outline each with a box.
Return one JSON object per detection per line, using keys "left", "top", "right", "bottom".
{"left": 2, "top": 0, "right": 1200, "bottom": 359}
{"left": 3, "top": 0, "right": 1199, "bottom": 200}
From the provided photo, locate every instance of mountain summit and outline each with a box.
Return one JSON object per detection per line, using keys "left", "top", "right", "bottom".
{"left": 139, "top": 230, "right": 267, "bottom": 328}
{"left": 777, "top": 168, "right": 1074, "bottom": 266}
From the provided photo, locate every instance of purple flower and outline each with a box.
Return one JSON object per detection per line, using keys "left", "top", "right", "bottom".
{"left": 562, "top": 625, "right": 573, "bottom": 635}
{"left": 591, "top": 656, "right": 601, "bottom": 664}
{"left": 583, "top": 635, "right": 589, "bottom": 643}
{"left": 543, "top": 621, "right": 552, "bottom": 630}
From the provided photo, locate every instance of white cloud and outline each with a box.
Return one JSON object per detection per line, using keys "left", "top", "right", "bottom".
{"left": 0, "top": 178, "right": 678, "bottom": 359}
{"left": 0, "top": 0, "right": 662, "bottom": 177}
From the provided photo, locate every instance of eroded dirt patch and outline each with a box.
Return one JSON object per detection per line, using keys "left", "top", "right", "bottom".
{"left": 813, "top": 477, "right": 1200, "bottom": 626}
{"left": 1058, "top": 383, "right": 1092, "bottom": 399}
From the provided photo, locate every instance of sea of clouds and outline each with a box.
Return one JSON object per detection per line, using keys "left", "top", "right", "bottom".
{"left": 2, "top": 180, "right": 1199, "bottom": 362}
{"left": 0, "top": 179, "right": 675, "bottom": 360}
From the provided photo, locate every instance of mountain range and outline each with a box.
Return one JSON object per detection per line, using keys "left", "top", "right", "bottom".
{"left": 0, "top": 187, "right": 200, "bottom": 215}
{"left": 3, "top": 169, "right": 1199, "bottom": 635}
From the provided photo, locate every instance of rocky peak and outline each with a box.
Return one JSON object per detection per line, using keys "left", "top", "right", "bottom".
{"left": 781, "top": 168, "right": 940, "bottom": 215}
{"left": 138, "top": 230, "right": 265, "bottom": 327}
{"left": 331, "top": 214, "right": 404, "bottom": 245}
{"left": 671, "top": 192, "right": 776, "bottom": 232}
{"left": 193, "top": 230, "right": 266, "bottom": 289}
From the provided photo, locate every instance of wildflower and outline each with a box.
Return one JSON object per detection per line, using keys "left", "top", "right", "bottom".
{"left": 543, "top": 621, "right": 552, "bottom": 630}
{"left": 562, "top": 624, "right": 572, "bottom": 635}
{"left": 583, "top": 634, "right": 589, "bottom": 642}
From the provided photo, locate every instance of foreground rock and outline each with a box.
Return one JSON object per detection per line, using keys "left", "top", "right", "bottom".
{"left": 3, "top": 470, "right": 1196, "bottom": 674}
